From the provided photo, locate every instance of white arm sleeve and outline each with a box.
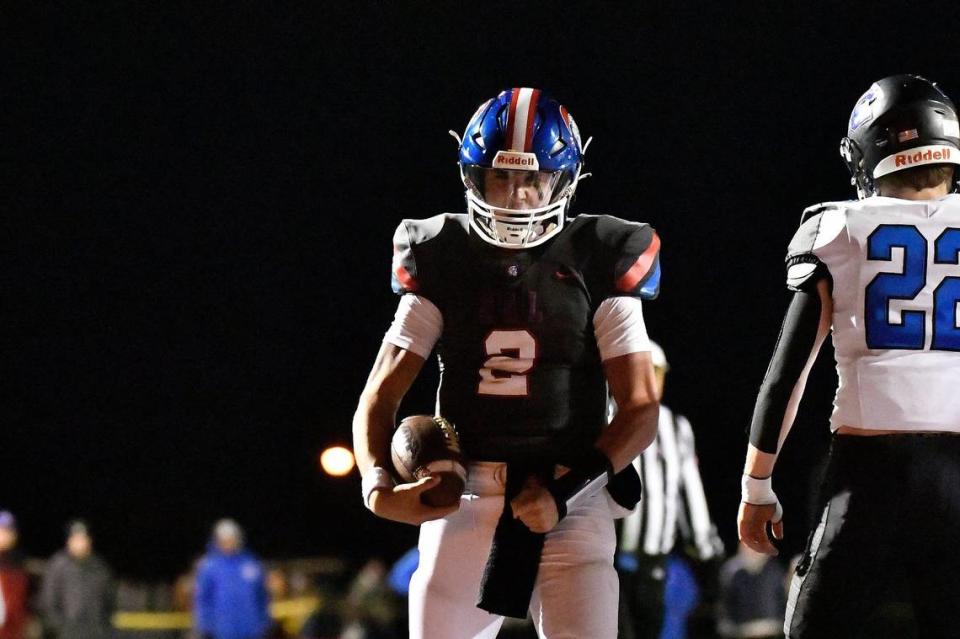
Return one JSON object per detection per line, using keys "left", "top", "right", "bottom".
{"left": 383, "top": 294, "right": 443, "bottom": 359}
{"left": 592, "top": 296, "right": 651, "bottom": 361}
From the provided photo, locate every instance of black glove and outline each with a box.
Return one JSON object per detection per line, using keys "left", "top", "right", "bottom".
{"left": 547, "top": 448, "right": 613, "bottom": 519}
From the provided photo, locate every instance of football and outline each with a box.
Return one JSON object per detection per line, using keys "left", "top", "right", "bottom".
{"left": 390, "top": 415, "right": 466, "bottom": 507}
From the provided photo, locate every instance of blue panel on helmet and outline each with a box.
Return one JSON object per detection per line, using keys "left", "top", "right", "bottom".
{"left": 458, "top": 98, "right": 502, "bottom": 166}
{"left": 458, "top": 88, "right": 583, "bottom": 177}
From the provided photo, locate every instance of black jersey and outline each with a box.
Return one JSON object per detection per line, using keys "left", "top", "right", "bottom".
{"left": 391, "top": 214, "right": 660, "bottom": 463}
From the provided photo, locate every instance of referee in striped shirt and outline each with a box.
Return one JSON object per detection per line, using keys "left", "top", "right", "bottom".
{"left": 613, "top": 342, "right": 724, "bottom": 639}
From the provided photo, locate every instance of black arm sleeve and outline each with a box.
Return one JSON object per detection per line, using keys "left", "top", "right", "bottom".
{"left": 748, "top": 288, "right": 824, "bottom": 454}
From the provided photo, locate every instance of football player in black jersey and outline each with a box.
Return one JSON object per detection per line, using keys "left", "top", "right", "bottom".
{"left": 353, "top": 88, "right": 662, "bottom": 639}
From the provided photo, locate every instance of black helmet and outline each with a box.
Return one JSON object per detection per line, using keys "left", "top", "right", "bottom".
{"left": 840, "top": 74, "right": 960, "bottom": 198}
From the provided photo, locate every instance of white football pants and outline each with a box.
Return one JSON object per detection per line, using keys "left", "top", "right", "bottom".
{"left": 409, "top": 461, "right": 619, "bottom": 639}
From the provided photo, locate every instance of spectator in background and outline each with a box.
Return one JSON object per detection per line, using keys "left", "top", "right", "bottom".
{"left": 0, "top": 512, "right": 29, "bottom": 639}
{"left": 614, "top": 342, "right": 725, "bottom": 639}
{"left": 716, "top": 543, "right": 786, "bottom": 639}
{"left": 194, "top": 519, "right": 270, "bottom": 639}
{"left": 40, "top": 520, "right": 114, "bottom": 639}
{"left": 339, "top": 560, "right": 399, "bottom": 639}
{"left": 264, "top": 568, "right": 293, "bottom": 639}
{"left": 297, "top": 577, "right": 343, "bottom": 639}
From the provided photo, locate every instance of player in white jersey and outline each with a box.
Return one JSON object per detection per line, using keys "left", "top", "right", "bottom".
{"left": 737, "top": 74, "right": 960, "bottom": 639}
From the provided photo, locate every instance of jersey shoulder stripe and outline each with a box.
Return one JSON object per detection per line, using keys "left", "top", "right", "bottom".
{"left": 616, "top": 232, "right": 661, "bottom": 295}
{"left": 567, "top": 214, "right": 662, "bottom": 300}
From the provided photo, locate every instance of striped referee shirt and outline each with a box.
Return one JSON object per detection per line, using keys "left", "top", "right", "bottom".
{"left": 614, "top": 403, "right": 723, "bottom": 560}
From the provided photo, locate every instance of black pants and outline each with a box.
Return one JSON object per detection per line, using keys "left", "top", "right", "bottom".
{"left": 618, "top": 554, "right": 667, "bottom": 639}
{"left": 785, "top": 434, "right": 960, "bottom": 639}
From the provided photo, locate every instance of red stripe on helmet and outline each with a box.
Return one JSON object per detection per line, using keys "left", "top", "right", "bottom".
{"left": 523, "top": 89, "right": 541, "bottom": 152}
{"left": 504, "top": 88, "right": 522, "bottom": 151}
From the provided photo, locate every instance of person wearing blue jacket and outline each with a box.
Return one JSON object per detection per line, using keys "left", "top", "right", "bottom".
{"left": 194, "top": 519, "right": 271, "bottom": 639}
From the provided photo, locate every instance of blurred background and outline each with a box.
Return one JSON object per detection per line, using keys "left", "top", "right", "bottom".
{"left": 3, "top": 2, "right": 957, "bottom": 637}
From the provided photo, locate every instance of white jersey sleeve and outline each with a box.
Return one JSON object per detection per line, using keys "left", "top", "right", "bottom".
{"left": 383, "top": 294, "right": 443, "bottom": 359}
{"left": 796, "top": 194, "right": 960, "bottom": 433}
{"left": 592, "top": 296, "right": 651, "bottom": 361}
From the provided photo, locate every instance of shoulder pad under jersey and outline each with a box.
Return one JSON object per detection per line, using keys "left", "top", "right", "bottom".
{"left": 391, "top": 214, "right": 468, "bottom": 296}
{"left": 799, "top": 202, "right": 834, "bottom": 225}
{"left": 785, "top": 202, "right": 846, "bottom": 292}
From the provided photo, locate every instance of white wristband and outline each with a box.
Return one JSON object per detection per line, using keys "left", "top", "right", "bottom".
{"left": 741, "top": 474, "right": 783, "bottom": 522}
{"left": 741, "top": 474, "right": 777, "bottom": 504}
{"left": 362, "top": 466, "right": 395, "bottom": 509}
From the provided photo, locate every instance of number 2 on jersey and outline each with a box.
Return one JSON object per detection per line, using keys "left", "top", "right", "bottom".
{"left": 477, "top": 330, "right": 537, "bottom": 396}
{"left": 865, "top": 225, "right": 960, "bottom": 351}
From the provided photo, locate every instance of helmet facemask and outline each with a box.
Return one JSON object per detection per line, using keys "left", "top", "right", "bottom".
{"left": 839, "top": 136, "right": 874, "bottom": 199}
{"left": 462, "top": 165, "right": 579, "bottom": 248}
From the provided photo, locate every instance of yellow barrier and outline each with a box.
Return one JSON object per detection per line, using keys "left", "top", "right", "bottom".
{"left": 112, "top": 611, "right": 192, "bottom": 630}
{"left": 112, "top": 596, "right": 322, "bottom": 631}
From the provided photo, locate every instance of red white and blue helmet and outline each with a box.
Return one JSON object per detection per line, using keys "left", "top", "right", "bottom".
{"left": 457, "top": 88, "right": 585, "bottom": 248}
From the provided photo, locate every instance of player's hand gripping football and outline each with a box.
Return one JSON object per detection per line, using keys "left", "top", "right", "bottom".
{"left": 737, "top": 501, "right": 784, "bottom": 556}
{"left": 511, "top": 475, "right": 560, "bottom": 533}
{"left": 369, "top": 475, "right": 460, "bottom": 526}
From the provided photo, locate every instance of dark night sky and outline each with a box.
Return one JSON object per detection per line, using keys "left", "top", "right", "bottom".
{"left": 5, "top": 2, "right": 959, "bottom": 579}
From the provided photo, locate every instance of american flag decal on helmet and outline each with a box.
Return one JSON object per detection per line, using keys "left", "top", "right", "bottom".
{"left": 897, "top": 129, "right": 919, "bottom": 143}
{"left": 504, "top": 88, "right": 541, "bottom": 153}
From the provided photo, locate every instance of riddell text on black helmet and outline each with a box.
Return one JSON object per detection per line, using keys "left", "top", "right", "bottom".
{"left": 895, "top": 147, "right": 952, "bottom": 168}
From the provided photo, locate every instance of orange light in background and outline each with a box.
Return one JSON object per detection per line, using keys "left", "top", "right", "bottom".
{"left": 320, "top": 446, "right": 355, "bottom": 476}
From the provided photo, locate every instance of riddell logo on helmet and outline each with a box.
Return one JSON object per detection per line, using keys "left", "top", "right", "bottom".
{"left": 875, "top": 145, "right": 959, "bottom": 177}
{"left": 895, "top": 147, "right": 951, "bottom": 167}
{"left": 492, "top": 151, "right": 539, "bottom": 171}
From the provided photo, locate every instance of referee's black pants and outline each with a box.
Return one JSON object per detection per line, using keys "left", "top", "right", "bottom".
{"left": 785, "top": 433, "right": 960, "bottom": 639}
{"left": 617, "top": 554, "right": 666, "bottom": 639}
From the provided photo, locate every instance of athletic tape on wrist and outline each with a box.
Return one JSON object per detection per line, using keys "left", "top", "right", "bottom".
{"left": 741, "top": 474, "right": 776, "bottom": 504}
{"left": 741, "top": 474, "right": 783, "bottom": 523}
{"left": 362, "top": 466, "right": 395, "bottom": 509}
